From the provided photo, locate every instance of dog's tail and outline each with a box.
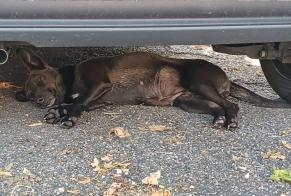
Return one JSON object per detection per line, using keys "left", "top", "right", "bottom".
{"left": 230, "top": 81, "right": 291, "bottom": 108}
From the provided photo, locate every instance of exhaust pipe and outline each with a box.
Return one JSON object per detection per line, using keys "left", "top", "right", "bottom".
{"left": 0, "top": 44, "right": 9, "bottom": 65}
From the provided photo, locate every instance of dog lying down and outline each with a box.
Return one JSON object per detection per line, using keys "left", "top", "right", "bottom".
{"left": 15, "top": 49, "right": 291, "bottom": 129}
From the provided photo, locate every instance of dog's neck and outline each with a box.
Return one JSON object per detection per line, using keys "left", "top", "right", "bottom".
{"left": 58, "top": 65, "right": 75, "bottom": 103}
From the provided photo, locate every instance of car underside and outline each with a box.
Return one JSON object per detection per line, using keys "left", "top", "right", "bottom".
{"left": 1, "top": 0, "right": 291, "bottom": 101}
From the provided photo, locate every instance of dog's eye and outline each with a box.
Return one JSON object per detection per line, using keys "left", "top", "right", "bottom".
{"left": 26, "top": 90, "right": 31, "bottom": 95}
{"left": 48, "top": 88, "right": 55, "bottom": 95}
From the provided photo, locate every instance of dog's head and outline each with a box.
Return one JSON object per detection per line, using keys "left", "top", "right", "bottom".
{"left": 16, "top": 49, "right": 65, "bottom": 108}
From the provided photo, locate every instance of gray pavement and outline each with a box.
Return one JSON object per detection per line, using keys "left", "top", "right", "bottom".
{"left": 0, "top": 46, "right": 290, "bottom": 195}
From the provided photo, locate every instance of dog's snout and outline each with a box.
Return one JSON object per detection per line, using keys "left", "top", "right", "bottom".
{"left": 36, "top": 97, "right": 44, "bottom": 104}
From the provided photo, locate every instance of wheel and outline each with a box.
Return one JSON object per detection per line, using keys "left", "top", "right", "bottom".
{"left": 260, "top": 59, "right": 291, "bottom": 102}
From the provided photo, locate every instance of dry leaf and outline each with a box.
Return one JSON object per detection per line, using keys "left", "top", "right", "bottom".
{"left": 140, "top": 125, "right": 171, "bottom": 132}
{"left": 23, "top": 168, "right": 35, "bottom": 176}
{"left": 67, "top": 189, "right": 80, "bottom": 195}
{"left": 200, "top": 149, "right": 209, "bottom": 156}
{"left": 191, "top": 45, "right": 210, "bottom": 50}
{"left": 91, "top": 157, "right": 130, "bottom": 174}
{"left": 279, "top": 129, "right": 291, "bottom": 136}
{"left": 77, "top": 177, "right": 91, "bottom": 185}
{"left": 5, "top": 163, "right": 13, "bottom": 171}
{"left": 101, "top": 154, "right": 113, "bottom": 162}
{"left": 109, "top": 127, "right": 131, "bottom": 138}
{"left": 142, "top": 170, "right": 161, "bottom": 185}
{"left": 282, "top": 141, "right": 291, "bottom": 150}
{"left": 91, "top": 158, "right": 102, "bottom": 172}
{"left": 0, "top": 82, "right": 20, "bottom": 90}
{"left": 148, "top": 125, "right": 171, "bottom": 132}
{"left": 28, "top": 122, "right": 43, "bottom": 127}
{"left": 58, "top": 149, "right": 73, "bottom": 156}
{"left": 0, "top": 169, "right": 12, "bottom": 177}
{"left": 231, "top": 154, "right": 241, "bottom": 161}
{"left": 151, "top": 189, "right": 171, "bottom": 196}
{"left": 262, "top": 150, "right": 286, "bottom": 160}
{"left": 160, "top": 137, "right": 180, "bottom": 145}
{"left": 103, "top": 162, "right": 130, "bottom": 172}
{"left": 256, "top": 70, "right": 263, "bottom": 77}
{"left": 104, "top": 182, "right": 122, "bottom": 196}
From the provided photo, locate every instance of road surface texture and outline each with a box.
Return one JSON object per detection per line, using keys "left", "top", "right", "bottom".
{"left": 0, "top": 46, "right": 290, "bottom": 195}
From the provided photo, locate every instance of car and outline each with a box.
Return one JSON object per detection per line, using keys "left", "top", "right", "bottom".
{"left": 1, "top": 0, "right": 291, "bottom": 101}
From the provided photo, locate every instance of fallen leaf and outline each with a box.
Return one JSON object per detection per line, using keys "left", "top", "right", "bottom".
{"left": 91, "top": 157, "right": 130, "bottom": 174}
{"left": 103, "top": 161, "right": 130, "bottom": 172}
{"left": 279, "top": 129, "right": 291, "bottom": 136}
{"left": 191, "top": 45, "right": 210, "bottom": 50}
{"left": 151, "top": 189, "right": 171, "bottom": 196}
{"left": 58, "top": 149, "right": 73, "bottom": 156}
{"left": 109, "top": 127, "right": 131, "bottom": 138}
{"left": 67, "top": 189, "right": 80, "bottom": 195}
{"left": 200, "top": 149, "right": 209, "bottom": 156}
{"left": 0, "top": 169, "right": 12, "bottom": 177}
{"left": 0, "top": 82, "right": 20, "bottom": 90}
{"left": 22, "top": 168, "right": 40, "bottom": 182}
{"left": 5, "top": 163, "right": 13, "bottom": 171}
{"left": 270, "top": 169, "right": 291, "bottom": 183}
{"left": 281, "top": 141, "right": 291, "bottom": 150}
{"left": 23, "top": 168, "right": 34, "bottom": 176}
{"left": 160, "top": 137, "right": 180, "bottom": 145}
{"left": 77, "top": 177, "right": 91, "bottom": 185}
{"left": 142, "top": 170, "right": 161, "bottom": 186}
{"left": 256, "top": 70, "right": 263, "bottom": 77}
{"left": 148, "top": 125, "right": 171, "bottom": 132}
{"left": 231, "top": 154, "right": 241, "bottom": 161}
{"left": 104, "top": 182, "right": 122, "bottom": 196}
{"left": 91, "top": 158, "right": 102, "bottom": 172}
{"left": 28, "top": 122, "right": 43, "bottom": 127}
{"left": 101, "top": 154, "right": 113, "bottom": 162}
{"left": 140, "top": 125, "right": 171, "bottom": 132}
{"left": 262, "top": 150, "right": 286, "bottom": 160}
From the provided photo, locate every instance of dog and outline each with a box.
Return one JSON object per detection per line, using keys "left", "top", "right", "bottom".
{"left": 15, "top": 49, "right": 291, "bottom": 129}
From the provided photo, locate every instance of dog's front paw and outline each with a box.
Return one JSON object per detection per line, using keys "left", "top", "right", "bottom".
{"left": 213, "top": 116, "right": 226, "bottom": 128}
{"left": 226, "top": 118, "right": 238, "bottom": 130}
{"left": 44, "top": 105, "right": 79, "bottom": 129}
{"left": 60, "top": 116, "right": 77, "bottom": 129}
{"left": 44, "top": 106, "right": 68, "bottom": 124}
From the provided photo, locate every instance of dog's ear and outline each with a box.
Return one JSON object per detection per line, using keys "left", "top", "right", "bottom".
{"left": 15, "top": 90, "right": 28, "bottom": 102}
{"left": 17, "top": 49, "right": 49, "bottom": 71}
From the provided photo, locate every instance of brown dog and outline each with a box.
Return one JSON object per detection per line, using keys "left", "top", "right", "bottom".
{"left": 15, "top": 49, "right": 291, "bottom": 129}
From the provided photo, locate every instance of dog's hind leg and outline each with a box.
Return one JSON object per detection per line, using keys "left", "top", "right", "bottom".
{"left": 173, "top": 92, "right": 227, "bottom": 128}
{"left": 192, "top": 84, "right": 239, "bottom": 129}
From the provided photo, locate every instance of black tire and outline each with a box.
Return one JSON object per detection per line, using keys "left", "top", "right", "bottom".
{"left": 260, "top": 59, "right": 291, "bottom": 102}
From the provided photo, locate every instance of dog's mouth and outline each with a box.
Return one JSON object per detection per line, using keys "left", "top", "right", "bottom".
{"left": 34, "top": 97, "right": 56, "bottom": 109}
{"left": 47, "top": 97, "right": 56, "bottom": 107}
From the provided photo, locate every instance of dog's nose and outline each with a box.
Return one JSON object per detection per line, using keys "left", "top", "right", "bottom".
{"left": 36, "top": 97, "right": 44, "bottom": 104}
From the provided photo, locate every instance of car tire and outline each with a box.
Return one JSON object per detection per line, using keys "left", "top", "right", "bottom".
{"left": 260, "top": 59, "right": 291, "bottom": 102}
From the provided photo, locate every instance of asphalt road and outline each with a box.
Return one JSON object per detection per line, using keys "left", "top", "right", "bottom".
{"left": 0, "top": 46, "right": 290, "bottom": 195}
